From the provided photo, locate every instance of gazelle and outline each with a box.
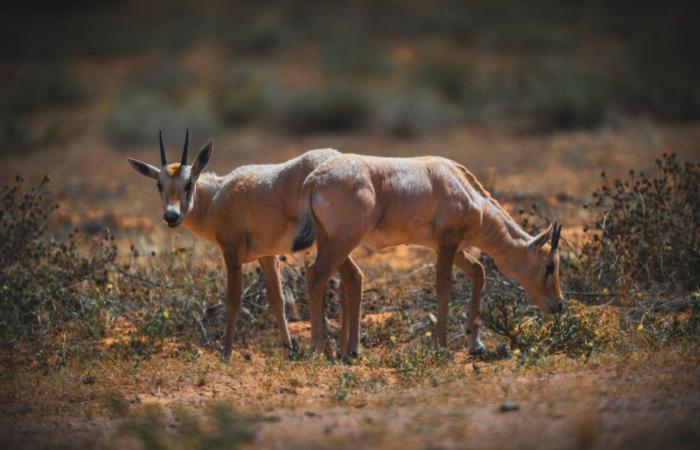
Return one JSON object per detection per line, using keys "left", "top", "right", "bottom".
{"left": 293, "top": 154, "right": 566, "bottom": 356}
{"left": 127, "top": 130, "right": 345, "bottom": 360}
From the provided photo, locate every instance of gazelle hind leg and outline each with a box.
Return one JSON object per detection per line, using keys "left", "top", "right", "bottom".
{"left": 307, "top": 235, "right": 360, "bottom": 354}
{"left": 338, "top": 257, "right": 363, "bottom": 357}
{"left": 454, "top": 250, "right": 486, "bottom": 354}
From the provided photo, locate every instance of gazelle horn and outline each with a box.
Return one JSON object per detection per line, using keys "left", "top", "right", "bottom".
{"left": 181, "top": 128, "right": 189, "bottom": 166}
{"left": 551, "top": 222, "right": 563, "bottom": 250}
{"left": 159, "top": 130, "right": 167, "bottom": 166}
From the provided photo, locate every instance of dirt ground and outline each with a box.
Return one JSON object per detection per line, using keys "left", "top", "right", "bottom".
{"left": 2, "top": 345, "right": 699, "bottom": 450}
{"left": 1, "top": 116, "right": 700, "bottom": 449}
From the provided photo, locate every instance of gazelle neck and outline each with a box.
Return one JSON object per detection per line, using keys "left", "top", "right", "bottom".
{"left": 181, "top": 173, "right": 221, "bottom": 242}
{"left": 473, "top": 197, "right": 532, "bottom": 280}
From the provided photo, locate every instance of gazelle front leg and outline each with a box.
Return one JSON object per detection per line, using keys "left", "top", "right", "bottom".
{"left": 259, "top": 256, "right": 294, "bottom": 350}
{"left": 454, "top": 250, "right": 486, "bottom": 355}
{"left": 223, "top": 250, "right": 243, "bottom": 361}
{"left": 436, "top": 243, "right": 459, "bottom": 347}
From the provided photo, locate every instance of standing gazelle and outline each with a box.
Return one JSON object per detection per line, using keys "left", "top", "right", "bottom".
{"left": 127, "top": 130, "right": 346, "bottom": 360}
{"left": 293, "top": 154, "right": 566, "bottom": 356}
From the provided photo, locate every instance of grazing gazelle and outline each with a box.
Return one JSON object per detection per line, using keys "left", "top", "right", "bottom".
{"left": 293, "top": 154, "right": 566, "bottom": 356}
{"left": 127, "top": 130, "right": 345, "bottom": 360}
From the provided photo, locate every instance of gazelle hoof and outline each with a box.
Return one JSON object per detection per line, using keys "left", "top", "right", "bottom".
{"left": 468, "top": 338, "right": 486, "bottom": 356}
{"left": 287, "top": 339, "right": 300, "bottom": 354}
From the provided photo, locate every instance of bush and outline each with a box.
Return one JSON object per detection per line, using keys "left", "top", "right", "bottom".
{"left": 104, "top": 92, "right": 220, "bottom": 149}
{"left": 418, "top": 58, "right": 478, "bottom": 104}
{"left": 376, "top": 88, "right": 455, "bottom": 137}
{"left": 622, "top": 27, "right": 700, "bottom": 121}
{"left": 319, "top": 36, "right": 393, "bottom": 76}
{"left": 578, "top": 154, "right": 700, "bottom": 291}
{"left": 0, "top": 65, "right": 86, "bottom": 115}
{"left": 215, "top": 70, "right": 273, "bottom": 126}
{"left": 0, "top": 65, "right": 87, "bottom": 152}
{"left": 279, "top": 83, "right": 371, "bottom": 134}
{"left": 222, "top": 19, "right": 290, "bottom": 56}
{"left": 125, "top": 63, "right": 196, "bottom": 100}
{"left": 0, "top": 176, "right": 117, "bottom": 344}
{"left": 526, "top": 62, "right": 609, "bottom": 130}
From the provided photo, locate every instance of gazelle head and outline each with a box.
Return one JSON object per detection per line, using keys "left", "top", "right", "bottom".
{"left": 127, "top": 130, "right": 213, "bottom": 228}
{"left": 519, "top": 222, "right": 566, "bottom": 314}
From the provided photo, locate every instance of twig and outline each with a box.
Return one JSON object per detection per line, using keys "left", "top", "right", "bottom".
{"left": 564, "top": 291, "right": 620, "bottom": 298}
{"left": 116, "top": 268, "right": 163, "bottom": 288}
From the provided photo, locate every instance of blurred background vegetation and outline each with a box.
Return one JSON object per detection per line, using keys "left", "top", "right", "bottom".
{"left": 1, "top": 0, "right": 699, "bottom": 153}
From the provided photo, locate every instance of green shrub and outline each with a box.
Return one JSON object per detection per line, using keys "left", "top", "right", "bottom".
{"left": 215, "top": 70, "right": 273, "bottom": 126}
{"left": 525, "top": 62, "right": 609, "bottom": 130}
{"left": 104, "top": 92, "right": 220, "bottom": 149}
{"left": 222, "top": 19, "right": 290, "bottom": 56}
{"left": 125, "top": 63, "right": 196, "bottom": 100}
{"left": 481, "top": 294, "right": 608, "bottom": 363}
{"left": 0, "top": 65, "right": 86, "bottom": 114}
{"left": 622, "top": 28, "right": 700, "bottom": 121}
{"left": 0, "top": 116, "right": 32, "bottom": 153}
{"left": 0, "top": 65, "right": 87, "bottom": 152}
{"left": 376, "top": 88, "right": 455, "bottom": 137}
{"left": 418, "top": 58, "right": 478, "bottom": 104}
{"left": 279, "top": 83, "right": 371, "bottom": 134}
{"left": 319, "top": 36, "right": 393, "bottom": 76}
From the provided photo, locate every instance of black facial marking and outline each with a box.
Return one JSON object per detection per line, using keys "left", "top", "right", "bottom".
{"left": 185, "top": 180, "right": 193, "bottom": 193}
{"left": 157, "top": 182, "right": 163, "bottom": 192}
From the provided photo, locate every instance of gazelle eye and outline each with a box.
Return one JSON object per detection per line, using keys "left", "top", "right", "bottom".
{"left": 545, "top": 262, "right": 555, "bottom": 276}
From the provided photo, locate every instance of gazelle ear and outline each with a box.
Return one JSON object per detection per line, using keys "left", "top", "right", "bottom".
{"left": 127, "top": 158, "right": 160, "bottom": 179}
{"left": 528, "top": 223, "right": 554, "bottom": 251}
{"left": 191, "top": 140, "right": 213, "bottom": 179}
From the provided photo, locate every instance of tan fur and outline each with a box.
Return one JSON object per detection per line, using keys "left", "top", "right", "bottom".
{"left": 129, "top": 146, "right": 345, "bottom": 360}
{"left": 299, "top": 154, "right": 565, "bottom": 355}
{"left": 165, "top": 163, "right": 182, "bottom": 177}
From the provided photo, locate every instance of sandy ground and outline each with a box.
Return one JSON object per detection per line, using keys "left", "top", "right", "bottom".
{"left": 2, "top": 346, "right": 699, "bottom": 450}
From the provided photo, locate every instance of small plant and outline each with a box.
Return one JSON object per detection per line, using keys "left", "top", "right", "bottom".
{"left": 482, "top": 295, "right": 608, "bottom": 363}
{"left": 387, "top": 344, "right": 450, "bottom": 380}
